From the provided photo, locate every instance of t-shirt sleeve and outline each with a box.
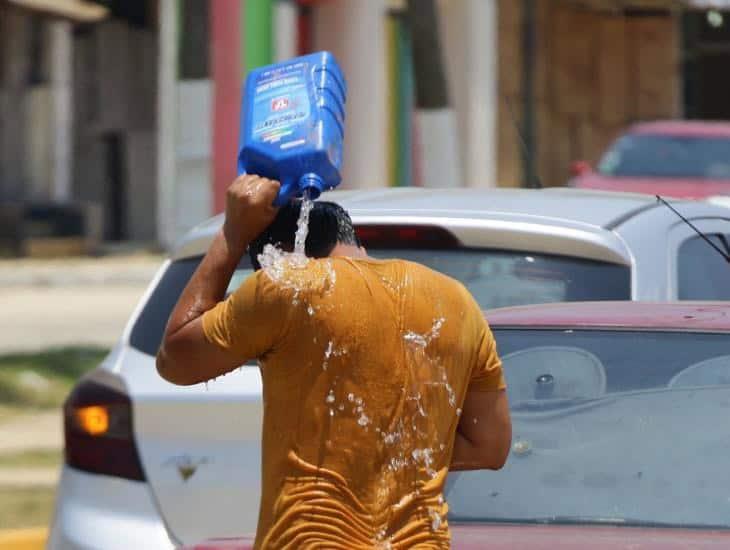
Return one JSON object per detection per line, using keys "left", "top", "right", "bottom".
{"left": 202, "top": 271, "right": 290, "bottom": 362}
{"left": 463, "top": 290, "right": 506, "bottom": 392}
{"left": 469, "top": 321, "right": 506, "bottom": 392}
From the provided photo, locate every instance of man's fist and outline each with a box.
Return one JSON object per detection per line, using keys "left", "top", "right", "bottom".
{"left": 223, "top": 175, "right": 281, "bottom": 253}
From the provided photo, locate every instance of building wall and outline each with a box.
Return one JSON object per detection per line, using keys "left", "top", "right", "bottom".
{"left": 498, "top": 1, "right": 681, "bottom": 188}
{"left": 72, "top": 19, "right": 158, "bottom": 242}
{"left": 0, "top": 7, "right": 32, "bottom": 201}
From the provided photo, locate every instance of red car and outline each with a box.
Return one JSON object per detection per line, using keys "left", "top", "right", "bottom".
{"left": 184, "top": 301, "right": 730, "bottom": 549}
{"left": 570, "top": 121, "right": 730, "bottom": 199}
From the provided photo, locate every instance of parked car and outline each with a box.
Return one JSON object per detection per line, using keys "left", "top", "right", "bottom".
{"left": 183, "top": 301, "right": 730, "bottom": 549}
{"left": 49, "top": 188, "right": 730, "bottom": 549}
{"left": 570, "top": 120, "right": 730, "bottom": 199}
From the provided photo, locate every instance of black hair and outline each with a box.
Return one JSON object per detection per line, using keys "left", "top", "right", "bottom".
{"left": 248, "top": 200, "right": 360, "bottom": 270}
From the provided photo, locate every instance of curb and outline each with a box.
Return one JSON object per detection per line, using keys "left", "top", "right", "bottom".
{"left": 0, "top": 528, "right": 47, "bottom": 550}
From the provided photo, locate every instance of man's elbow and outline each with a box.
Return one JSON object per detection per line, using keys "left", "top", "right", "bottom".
{"left": 156, "top": 344, "right": 200, "bottom": 386}
{"left": 483, "top": 444, "right": 510, "bottom": 470}
{"left": 481, "top": 431, "right": 512, "bottom": 470}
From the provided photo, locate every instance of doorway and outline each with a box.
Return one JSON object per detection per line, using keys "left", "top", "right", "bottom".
{"left": 683, "top": 10, "right": 730, "bottom": 120}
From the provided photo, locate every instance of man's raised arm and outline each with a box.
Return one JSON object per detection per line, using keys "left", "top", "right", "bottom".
{"left": 156, "top": 175, "right": 280, "bottom": 386}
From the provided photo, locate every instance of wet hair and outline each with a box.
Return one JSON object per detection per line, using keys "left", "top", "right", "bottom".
{"left": 248, "top": 200, "right": 360, "bottom": 270}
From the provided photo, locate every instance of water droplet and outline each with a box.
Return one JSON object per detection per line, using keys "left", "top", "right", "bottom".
{"left": 338, "top": 404, "right": 345, "bottom": 411}
{"left": 329, "top": 408, "right": 334, "bottom": 417}
{"left": 358, "top": 413, "right": 370, "bottom": 426}
{"left": 348, "top": 393, "right": 355, "bottom": 402}
{"left": 325, "top": 390, "right": 335, "bottom": 404}
{"left": 456, "top": 408, "right": 462, "bottom": 416}
{"left": 473, "top": 417, "right": 478, "bottom": 424}
{"left": 307, "top": 305, "right": 315, "bottom": 316}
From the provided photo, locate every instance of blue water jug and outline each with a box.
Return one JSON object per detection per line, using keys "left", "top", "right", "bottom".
{"left": 238, "top": 51, "right": 347, "bottom": 206}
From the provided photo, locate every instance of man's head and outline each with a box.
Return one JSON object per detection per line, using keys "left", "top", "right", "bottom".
{"left": 248, "top": 200, "right": 361, "bottom": 269}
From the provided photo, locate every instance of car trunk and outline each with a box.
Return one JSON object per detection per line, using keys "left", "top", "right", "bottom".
{"left": 122, "top": 347, "right": 263, "bottom": 545}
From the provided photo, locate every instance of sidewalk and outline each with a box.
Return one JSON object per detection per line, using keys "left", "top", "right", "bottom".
{"left": 0, "top": 253, "right": 163, "bottom": 287}
{"left": 0, "top": 412, "right": 62, "bottom": 455}
{"left": 0, "top": 253, "right": 164, "bottom": 353}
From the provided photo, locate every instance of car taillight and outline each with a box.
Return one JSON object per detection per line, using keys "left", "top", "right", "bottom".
{"left": 64, "top": 378, "right": 146, "bottom": 481}
{"left": 355, "top": 225, "right": 460, "bottom": 249}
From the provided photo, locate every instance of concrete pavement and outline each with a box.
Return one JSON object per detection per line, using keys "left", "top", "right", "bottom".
{"left": 0, "top": 253, "right": 163, "bottom": 353}
{"left": 0, "top": 412, "right": 62, "bottom": 455}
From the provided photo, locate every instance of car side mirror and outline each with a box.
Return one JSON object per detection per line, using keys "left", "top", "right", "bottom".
{"left": 570, "top": 160, "right": 592, "bottom": 177}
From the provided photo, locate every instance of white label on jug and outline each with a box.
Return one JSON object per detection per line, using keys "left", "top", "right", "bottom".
{"left": 252, "top": 62, "right": 310, "bottom": 145}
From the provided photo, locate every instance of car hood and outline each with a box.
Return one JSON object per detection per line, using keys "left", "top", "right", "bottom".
{"left": 573, "top": 173, "right": 730, "bottom": 199}
{"left": 182, "top": 524, "right": 730, "bottom": 549}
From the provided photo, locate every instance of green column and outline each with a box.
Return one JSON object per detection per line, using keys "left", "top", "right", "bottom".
{"left": 243, "top": 0, "right": 273, "bottom": 74}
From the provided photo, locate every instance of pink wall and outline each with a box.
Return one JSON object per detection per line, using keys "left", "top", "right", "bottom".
{"left": 210, "top": 0, "right": 242, "bottom": 214}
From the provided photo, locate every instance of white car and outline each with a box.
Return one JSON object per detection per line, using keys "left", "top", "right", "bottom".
{"left": 49, "top": 188, "right": 730, "bottom": 549}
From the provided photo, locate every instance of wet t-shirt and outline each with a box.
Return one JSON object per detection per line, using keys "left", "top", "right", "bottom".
{"left": 202, "top": 257, "right": 505, "bottom": 549}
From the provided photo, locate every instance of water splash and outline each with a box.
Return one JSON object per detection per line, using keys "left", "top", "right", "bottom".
{"left": 429, "top": 508, "right": 443, "bottom": 531}
{"left": 294, "top": 195, "right": 314, "bottom": 256}
{"left": 256, "top": 194, "right": 312, "bottom": 281}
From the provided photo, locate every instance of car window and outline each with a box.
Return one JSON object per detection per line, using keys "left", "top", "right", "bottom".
{"left": 598, "top": 133, "right": 730, "bottom": 179}
{"left": 368, "top": 249, "right": 630, "bottom": 309}
{"left": 447, "top": 328, "right": 730, "bottom": 529}
{"left": 129, "top": 258, "right": 254, "bottom": 356}
{"left": 129, "top": 249, "right": 630, "bottom": 356}
{"left": 678, "top": 234, "right": 730, "bottom": 300}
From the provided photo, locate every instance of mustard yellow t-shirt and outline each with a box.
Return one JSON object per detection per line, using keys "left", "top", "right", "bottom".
{"left": 202, "top": 257, "right": 504, "bottom": 550}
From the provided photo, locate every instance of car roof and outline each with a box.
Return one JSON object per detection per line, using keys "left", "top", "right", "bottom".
{"left": 327, "top": 187, "right": 655, "bottom": 226}
{"left": 487, "top": 301, "right": 730, "bottom": 332}
{"left": 173, "top": 188, "right": 658, "bottom": 260}
{"left": 630, "top": 120, "right": 730, "bottom": 138}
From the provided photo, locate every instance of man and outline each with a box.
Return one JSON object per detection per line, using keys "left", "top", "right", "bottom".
{"left": 157, "top": 175, "right": 511, "bottom": 549}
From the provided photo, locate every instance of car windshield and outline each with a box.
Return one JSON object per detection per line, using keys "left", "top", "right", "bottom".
{"left": 597, "top": 133, "right": 730, "bottom": 179}
{"left": 447, "top": 328, "right": 730, "bottom": 529}
{"left": 129, "top": 250, "right": 630, "bottom": 355}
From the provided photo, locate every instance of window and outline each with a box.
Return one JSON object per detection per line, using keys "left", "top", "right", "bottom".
{"left": 678, "top": 234, "right": 730, "bottom": 300}
{"left": 129, "top": 249, "right": 630, "bottom": 356}
{"left": 448, "top": 328, "right": 730, "bottom": 529}
{"left": 369, "top": 249, "right": 631, "bottom": 310}
{"left": 598, "top": 134, "right": 730, "bottom": 179}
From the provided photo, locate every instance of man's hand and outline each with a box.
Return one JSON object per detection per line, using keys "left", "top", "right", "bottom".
{"left": 223, "top": 175, "right": 280, "bottom": 254}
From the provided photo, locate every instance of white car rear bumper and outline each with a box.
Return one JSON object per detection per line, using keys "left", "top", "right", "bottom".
{"left": 47, "top": 466, "right": 175, "bottom": 550}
